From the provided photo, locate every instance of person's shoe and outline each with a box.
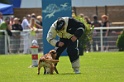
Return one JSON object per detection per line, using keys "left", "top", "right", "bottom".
{"left": 23, "top": 52, "right": 28, "bottom": 54}
{"left": 74, "top": 69, "right": 81, "bottom": 74}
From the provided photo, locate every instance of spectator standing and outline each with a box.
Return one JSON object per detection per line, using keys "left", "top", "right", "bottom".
{"left": 84, "top": 16, "right": 91, "bottom": 25}
{"left": 31, "top": 13, "right": 36, "bottom": 18}
{"left": 36, "top": 15, "right": 42, "bottom": 29}
{"left": 31, "top": 13, "right": 42, "bottom": 29}
{"left": 0, "top": 17, "right": 12, "bottom": 36}
{"left": 79, "top": 13, "right": 84, "bottom": 18}
{"left": 31, "top": 13, "right": 42, "bottom": 52}
{"left": 91, "top": 15, "right": 101, "bottom": 51}
{"left": 30, "top": 18, "right": 37, "bottom": 41}
{"left": 0, "top": 17, "right": 12, "bottom": 54}
{"left": 72, "top": 10, "right": 76, "bottom": 18}
{"left": 36, "top": 15, "right": 42, "bottom": 52}
{"left": 101, "top": 15, "right": 110, "bottom": 51}
{"left": 11, "top": 18, "right": 23, "bottom": 53}
{"left": 91, "top": 15, "right": 101, "bottom": 27}
{"left": 9, "top": 16, "right": 14, "bottom": 26}
{"left": 84, "top": 16, "right": 91, "bottom": 53}
{"left": 21, "top": 14, "right": 31, "bottom": 54}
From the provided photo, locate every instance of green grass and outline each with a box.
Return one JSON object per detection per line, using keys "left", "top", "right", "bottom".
{"left": 0, "top": 52, "right": 124, "bottom": 82}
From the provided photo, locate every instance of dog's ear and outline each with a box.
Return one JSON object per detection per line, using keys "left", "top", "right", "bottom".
{"left": 49, "top": 50, "right": 57, "bottom": 59}
{"left": 49, "top": 50, "right": 56, "bottom": 54}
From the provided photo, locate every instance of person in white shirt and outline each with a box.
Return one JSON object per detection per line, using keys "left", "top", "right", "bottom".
{"left": 21, "top": 14, "right": 31, "bottom": 54}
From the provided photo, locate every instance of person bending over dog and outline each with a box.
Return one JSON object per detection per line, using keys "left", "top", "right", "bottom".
{"left": 46, "top": 17, "right": 85, "bottom": 74}
{"left": 37, "top": 50, "right": 59, "bottom": 74}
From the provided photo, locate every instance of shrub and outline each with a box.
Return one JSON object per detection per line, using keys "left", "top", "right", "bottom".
{"left": 116, "top": 29, "right": 124, "bottom": 51}
{"left": 74, "top": 16, "right": 94, "bottom": 55}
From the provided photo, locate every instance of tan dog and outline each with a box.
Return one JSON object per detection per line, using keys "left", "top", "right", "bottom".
{"left": 37, "top": 50, "right": 59, "bottom": 75}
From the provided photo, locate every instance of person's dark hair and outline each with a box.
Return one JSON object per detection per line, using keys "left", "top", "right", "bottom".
{"left": 93, "top": 15, "right": 98, "bottom": 20}
{"left": 5, "top": 17, "right": 10, "bottom": 21}
{"left": 18, "top": 18, "right": 22, "bottom": 24}
{"left": 31, "top": 13, "right": 36, "bottom": 18}
{"left": 56, "top": 18, "right": 65, "bottom": 31}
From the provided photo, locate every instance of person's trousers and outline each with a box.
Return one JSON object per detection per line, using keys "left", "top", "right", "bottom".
{"left": 23, "top": 32, "right": 30, "bottom": 54}
{"left": 55, "top": 38, "right": 80, "bottom": 69}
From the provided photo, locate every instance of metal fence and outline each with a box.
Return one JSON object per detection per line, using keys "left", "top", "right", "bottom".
{"left": 91, "top": 27, "right": 124, "bottom": 52}
{"left": 0, "top": 27, "right": 124, "bottom": 54}
{"left": 0, "top": 29, "right": 43, "bottom": 54}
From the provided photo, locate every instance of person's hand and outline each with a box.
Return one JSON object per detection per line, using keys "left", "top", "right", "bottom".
{"left": 71, "top": 36, "right": 77, "bottom": 42}
{"left": 31, "top": 28, "right": 33, "bottom": 31}
{"left": 31, "top": 27, "right": 38, "bottom": 32}
{"left": 58, "top": 42, "right": 64, "bottom": 47}
{"left": 34, "top": 27, "right": 38, "bottom": 31}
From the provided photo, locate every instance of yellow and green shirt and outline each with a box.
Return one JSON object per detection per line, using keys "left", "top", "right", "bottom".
{"left": 0, "top": 22, "right": 8, "bottom": 36}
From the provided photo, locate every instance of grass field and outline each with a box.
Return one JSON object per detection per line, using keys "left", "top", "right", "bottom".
{"left": 0, "top": 52, "right": 124, "bottom": 82}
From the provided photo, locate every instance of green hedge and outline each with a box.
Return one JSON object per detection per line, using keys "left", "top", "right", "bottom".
{"left": 75, "top": 16, "right": 94, "bottom": 55}
{"left": 116, "top": 29, "right": 124, "bottom": 51}
{"left": 75, "top": 16, "right": 94, "bottom": 49}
